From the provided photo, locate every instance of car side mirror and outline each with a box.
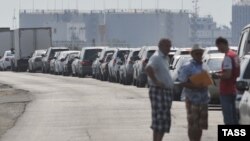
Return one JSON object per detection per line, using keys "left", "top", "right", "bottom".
{"left": 236, "top": 81, "right": 249, "bottom": 92}
{"left": 134, "top": 56, "right": 140, "bottom": 61}
{"left": 41, "top": 54, "right": 45, "bottom": 57}
{"left": 169, "top": 65, "right": 174, "bottom": 70}
{"left": 99, "top": 60, "right": 104, "bottom": 63}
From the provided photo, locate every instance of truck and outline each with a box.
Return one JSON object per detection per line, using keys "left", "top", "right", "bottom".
{"left": 0, "top": 29, "right": 14, "bottom": 57}
{"left": 11, "top": 27, "right": 52, "bottom": 71}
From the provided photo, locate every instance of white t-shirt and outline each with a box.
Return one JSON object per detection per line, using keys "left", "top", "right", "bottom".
{"left": 146, "top": 50, "right": 174, "bottom": 89}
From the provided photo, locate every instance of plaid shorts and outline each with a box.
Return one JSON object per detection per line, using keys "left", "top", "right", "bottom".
{"left": 149, "top": 86, "right": 173, "bottom": 133}
{"left": 186, "top": 101, "right": 208, "bottom": 131}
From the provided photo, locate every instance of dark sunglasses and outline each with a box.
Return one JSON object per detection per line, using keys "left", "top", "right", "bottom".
{"left": 194, "top": 52, "right": 203, "bottom": 55}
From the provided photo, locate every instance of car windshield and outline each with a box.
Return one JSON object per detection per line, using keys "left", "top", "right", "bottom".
{"left": 84, "top": 49, "right": 102, "bottom": 61}
{"left": 207, "top": 58, "right": 223, "bottom": 72}
{"left": 208, "top": 50, "right": 220, "bottom": 54}
{"left": 50, "top": 49, "right": 69, "bottom": 58}
{"left": 174, "top": 56, "right": 191, "bottom": 69}
{"left": 6, "top": 52, "right": 14, "bottom": 56}
{"left": 180, "top": 51, "right": 190, "bottom": 55}
{"left": 36, "top": 51, "right": 45, "bottom": 56}
{"left": 147, "top": 50, "right": 156, "bottom": 58}
{"left": 103, "top": 50, "right": 115, "bottom": 59}
{"left": 243, "top": 61, "right": 250, "bottom": 79}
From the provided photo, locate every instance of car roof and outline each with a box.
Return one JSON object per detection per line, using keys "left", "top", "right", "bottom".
{"left": 80, "top": 46, "right": 106, "bottom": 50}
{"left": 203, "top": 53, "right": 224, "bottom": 59}
{"left": 50, "top": 46, "right": 69, "bottom": 49}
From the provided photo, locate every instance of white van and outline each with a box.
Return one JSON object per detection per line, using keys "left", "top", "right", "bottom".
{"left": 235, "top": 23, "right": 250, "bottom": 124}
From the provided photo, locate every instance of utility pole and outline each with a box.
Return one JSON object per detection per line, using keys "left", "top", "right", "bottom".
{"left": 117, "top": 0, "right": 119, "bottom": 9}
{"left": 13, "top": 9, "right": 17, "bottom": 29}
{"left": 103, "top": 0, "right": 106, "bottom": 10}
{"left": 32, "top": 0, "right": 34, "bottom": 11}
{"left": 128, "top": 0, "right": 131, "bottom": 9}
{"left": 193, "top": 0, "right": 199, "bottom": 17}
{"left": 191, "top": 0, "right": 199, "bottom": 44}
{"left": 156, "top": 0, "right": 159, "bottom": 9}
{"left": 76, "top": 0, "right": 78, "bottom": 10}
{"left": 141, "top": 0, "right": 143, "bottom": 10}
{"left": 181, "top": 0, "right": 183, "bottom": 11}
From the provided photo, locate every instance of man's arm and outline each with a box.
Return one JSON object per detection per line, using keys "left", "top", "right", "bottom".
{"left": 216, "top": 69, "right": 232, "bottom": 80}
{"left": 218, "top": 56, "right": 233, "bottom": 80}
{"left": 145, "top": 65, "right": 164, "bottom": 88}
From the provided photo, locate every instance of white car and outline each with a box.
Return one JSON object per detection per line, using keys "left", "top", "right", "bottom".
{"left": 133, "top": 46, "right": 158, "bottom": 87}
{"left": 203, "top": 53, "right": 224, "bottom": 104}
{"left": 62, "top": 51, "right": 80, "bottom": 76}
{"left": 235, "top": 54, "right": 250, "bottom": 124}
{"left": 169, "top": 47, "right": 191, "bottom": 68}
{"left": 49, "top": 52, "right": 61, "bottom": 74}
{"left": 171, "top": 55, "right": 192, "bottom": 101}
{"left": 28, "top": 49, "right": 46, "bottom": 72}
{"left": 0, "top": 50, "right": 15, "bottom": 71}
{"left": 92, "top": 47, "right": 116, "bottom": 79}
{"left": 71, "top": 56, "right": 80, "bottom": 76}
{"left": 108, "top": 47, "right": 130, "bottom": 82}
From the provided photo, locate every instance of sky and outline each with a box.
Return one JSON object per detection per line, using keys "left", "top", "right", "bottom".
{"left": 0, "top": 0, "right": 233, "bottom": 28}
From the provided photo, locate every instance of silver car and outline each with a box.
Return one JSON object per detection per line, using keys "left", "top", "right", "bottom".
{"left": 28, "top": 49, "right": 46, "bottom": 72}
{"left": 0, "top": 50, "right": 15, "bottom": 71}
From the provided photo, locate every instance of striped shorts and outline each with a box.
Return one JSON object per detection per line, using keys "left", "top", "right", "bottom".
{"left": 149, "top": 86, "right": 173, "bottom": 133}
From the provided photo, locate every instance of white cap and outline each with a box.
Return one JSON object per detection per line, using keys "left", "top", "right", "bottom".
{"left": 191, "top": 44, "right": 204, "bottom": 52}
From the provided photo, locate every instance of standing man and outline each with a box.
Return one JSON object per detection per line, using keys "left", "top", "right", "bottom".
{"left": 214, "top": 36, "right": 240, "bottom": 125}
{"left": 178, "top": 44, "right": 210, "bottom": 141}
{"left": 145, "top": 38, "right": 174, "bottom": 141}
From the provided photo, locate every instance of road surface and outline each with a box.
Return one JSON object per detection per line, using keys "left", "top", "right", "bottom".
{"left": 0, "top": 72, "right": 223, "bottom": 141}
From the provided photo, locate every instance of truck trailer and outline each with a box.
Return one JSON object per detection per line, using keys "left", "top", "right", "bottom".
{"left": 12, "top": 27, "right": 52, "bottom": 71}
{"left": 0, "top": 29, "right": 14, "bottom": 57}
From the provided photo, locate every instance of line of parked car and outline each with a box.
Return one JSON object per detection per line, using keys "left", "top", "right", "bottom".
{"left": 0, "top": 46, "right": 232, "bottom": 104}
{"left": 0, "top": 45, "right": 227, "bottom": 104}
{"left": 1, "top": 43, "right": 250, "bottom": 124}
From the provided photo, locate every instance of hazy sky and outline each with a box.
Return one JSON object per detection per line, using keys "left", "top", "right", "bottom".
{"left": 0, "top": 0, "right": 232, "bottom": 28}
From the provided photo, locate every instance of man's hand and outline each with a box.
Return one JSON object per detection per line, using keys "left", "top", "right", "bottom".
{"left": 155, "top": 80, "right": 165, "bottom": 88}
{"left": 211, "top": 72, "right": 220, "bottom": 79}
{"left": 194, "top": 83, "right": 208, "bottom": 89}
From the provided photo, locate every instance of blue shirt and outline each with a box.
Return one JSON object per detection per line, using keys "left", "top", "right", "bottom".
{"left": 178, "top": 59, "right": 210, "bottom": 104}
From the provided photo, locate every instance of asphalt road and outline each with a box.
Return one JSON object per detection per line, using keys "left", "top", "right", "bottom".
{"left": 0, "top": 72, "right": 223, "bottom": 141}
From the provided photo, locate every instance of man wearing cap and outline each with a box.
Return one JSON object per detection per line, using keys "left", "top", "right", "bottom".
{"left": 178, "top": 44, "right": 210, "bottom": 141}
{"left": 145, "top": 38, "right": 173, "bottom": 141}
